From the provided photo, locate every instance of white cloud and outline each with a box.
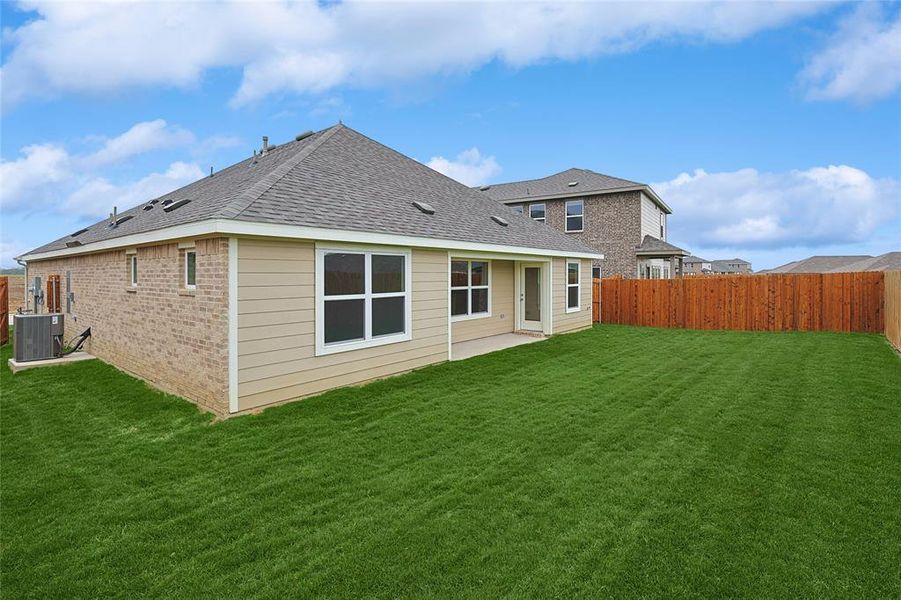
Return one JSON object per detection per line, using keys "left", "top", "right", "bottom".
{"left": 63, "top": 162, "right": 204, "bottom": 218}
{"left": 427, "top": 148, "right": 501, "bottom": 187}
{"left": 1, "top": 1, "right": 829, "bottom": 108}
{"left": 800, "top": 4, "right": 901, "bottom": 103}
{"left": 655, "top": 165, "right": 900, "bottom": 250}
{"left": 0, "top": 120, "right": 207, "bottom": 218}
{"left": 81, "top": 119, "right": 195, "bottom": 168}
{"left": 0, "top": 239, "right": 29, "bottom": 269}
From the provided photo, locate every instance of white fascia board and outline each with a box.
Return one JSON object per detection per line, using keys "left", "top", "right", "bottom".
{"left": 19, "top": 218, "right": 603, "bottom": 262}
{"left": 501, "top": 184, "right": 672, "bottom": 214}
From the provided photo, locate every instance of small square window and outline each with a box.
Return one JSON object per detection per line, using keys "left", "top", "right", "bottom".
{"left": 529, "top": 203, "right": 545, "bottom": 222}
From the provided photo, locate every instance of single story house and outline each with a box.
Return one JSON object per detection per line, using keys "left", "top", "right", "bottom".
{"left": 17, "top": 125, "right": 601, "bottom": 416}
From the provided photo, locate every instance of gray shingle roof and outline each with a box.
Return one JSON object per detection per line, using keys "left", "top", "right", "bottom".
{"left": 683, "top": 255, "right": 709, "bottom": 264}
{"left": 475, "top": 168, "right": 643, "bottom": 202}
{"left": 634, "top": 235, "right": 687, "bottom": 256}
{"left": 827, "top": 252, "right": 901, "bottom": 273}
{"left": 762, "top": 255, "right": 872, "bottom": 274}
{"left": 24, "top": 125, "right": 598, "bottom": 258}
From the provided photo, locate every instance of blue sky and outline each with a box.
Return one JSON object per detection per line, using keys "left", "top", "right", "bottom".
{"left": 2, "top": 1, "right": 899, "bottom": 270}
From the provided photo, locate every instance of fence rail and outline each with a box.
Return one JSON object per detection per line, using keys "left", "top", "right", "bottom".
{"left": 593, "top": 272, "right": 886, "bottom": 333}
{"left": 1, "top": 277, "right": 8, "bottom": 346}
{"left": 886, "top": 271, "right": 901, "bottom": 350}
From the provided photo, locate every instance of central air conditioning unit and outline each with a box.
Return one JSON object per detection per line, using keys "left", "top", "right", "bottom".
{"left": 13, "top": 314, "right": 65, "bottom": 362}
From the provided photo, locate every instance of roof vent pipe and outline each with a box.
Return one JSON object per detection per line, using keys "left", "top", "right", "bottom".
{"left": 262, "top": 136, "right": 269, "bottom": 154}
{"left": 110, "top": 206, "right": 117, "bottom": 226}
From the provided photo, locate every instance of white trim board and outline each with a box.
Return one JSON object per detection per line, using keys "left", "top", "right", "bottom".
{"left": 228, "top": 237, "right": 239, "bottom": 413}
{"left": 19, "top": 218, "right": 603, "bottom": 262}
{"left": 500, "top": 184, "right": 672, "bottom": 214}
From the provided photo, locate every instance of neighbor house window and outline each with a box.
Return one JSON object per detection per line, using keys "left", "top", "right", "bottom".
{"left": 129, "top": 255, "right": 137, "bottom": 287}
{"left": 566, "top": 260, "right": 581, "bottom": 312}
{"left": 592, "top": 267, "right": 601, "bottom": 279}
{"left": 450, "top": 260, "right": 490, "bottom": 319}
{"left": 565, "top": 199, "right": 583, "bottom": 232}
{"left": 185, "top": 250, "right": 197, "bottom": 289}
{"left": 511, "top": 205, "right": 524, "bottom": 214}
{"left": 660, "top": 213, "right": 666, "bottom": 240}
{"left": 529, "top": 203, "right": 545, "bottom": 223}
{"left": 316, "top": 248, "right": 411, "bottom": 355}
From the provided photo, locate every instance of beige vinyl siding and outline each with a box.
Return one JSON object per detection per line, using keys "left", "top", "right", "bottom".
{"left": 640, "top": 192, "right": 665, "bottom": 240}
{"left": 237, "top": 239, "right": 448, "bottom": 411}
{"left": 451, "top": 259, "right": 515, "bottom": 343}
{"left": 552, "top": 257, "right": 592, "bottom": 334}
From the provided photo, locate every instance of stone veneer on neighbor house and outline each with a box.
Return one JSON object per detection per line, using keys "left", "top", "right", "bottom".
{"left": 24, "top": 237, "right": 230, "bottom": 415}
{"left": 509, "top": 191, "right": 643, "bottom": 278}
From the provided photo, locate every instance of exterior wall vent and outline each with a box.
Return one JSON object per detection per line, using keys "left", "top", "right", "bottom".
{"left": 412, "top": 201, "right": 435, "bottom": 215}
{"left": 163, "top": 199, "right": 191, "bottom": 213}
{"left": 491, "top": 215, "right": 509, "bottom": 227}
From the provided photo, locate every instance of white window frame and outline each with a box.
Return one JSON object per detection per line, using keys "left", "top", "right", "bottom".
{"left": 529, "top": 203, "right": 546, "bottom": 223}
{"left": 315, "top": 246, "right": 412, "bottom": 356}
{"left": 450, "top": 259, "right": 491, "bottom": 322}
{"left": 565, "top": 199, "right": 584, "bottom": 233}
{"left": 566, "top": 259, "right": 581, "bottom": 313}
{"left": 184, "top": 250, "right": 197, "bottom": 289}
{"left": 130, "top": 255, "right": 138, "bottom": 287}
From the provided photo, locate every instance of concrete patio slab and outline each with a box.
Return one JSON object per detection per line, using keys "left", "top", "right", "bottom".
{"left": 451, "top": 333, "right": 545, "bottom": 361}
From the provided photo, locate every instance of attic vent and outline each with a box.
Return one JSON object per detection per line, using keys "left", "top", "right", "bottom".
{"left": 71, "top": 227, "right": 89, "bottom": 237}
{"left": 163, "top": 198, "right": 191, "bottom": 213}
{"left": 479, "top": 185, "right": 491, "bottom": 191}
{"left": 65, "top": 241, "right": 83, "bottom": 248}
{"left": 295, "top": 130, "right": 314, "bottom": 141}
{"left": 567, "top": 181, "right": 579, "bottom": 187}
{"left": 143, "top": 204, "right": 154, "bottom": 211}
{"left": 149, "top": 199, "right": 159, "bottom": 205}
{"left": 114, "top": 215, "right": 134, "bottom": 226}
{"left": 162, "top": 199, "right": 174, "bottom": 206}
{"left": 412, "top": 201, "right": 435, "bottom": 215}
{"left": 491, "top": 215, "right": 509, "bottom": 227}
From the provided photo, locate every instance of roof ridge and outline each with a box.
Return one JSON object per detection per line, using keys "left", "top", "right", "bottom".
{"left": 220, "top": 124, "right": 343, "bottom": 219}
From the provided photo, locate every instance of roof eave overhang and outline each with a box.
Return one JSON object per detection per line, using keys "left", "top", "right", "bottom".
{"left": 17, "top": 218, "right": 604, "bottom": 263}
{"left": 496, "top": 184, "right": 672, "bottom": 214}
{"left": 635, "top": 249, "right": 689, "bottom": 257}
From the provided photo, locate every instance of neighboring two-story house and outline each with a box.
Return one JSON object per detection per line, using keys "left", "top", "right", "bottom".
{"left": 475, "top": 168, "right": 687, "bottom": 279}
{"left": 711, "top": 258, "right": 752, "bottom": 274}
{"left": 683, "top": 255, "right": 712, "bottom": 275}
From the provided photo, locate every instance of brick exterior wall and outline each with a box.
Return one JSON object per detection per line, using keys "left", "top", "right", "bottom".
{"left": 24, "top": 237, "right": 230, "bottom": 415}
{"left": 510, "top": 191, "right": 642, "bottom": 278}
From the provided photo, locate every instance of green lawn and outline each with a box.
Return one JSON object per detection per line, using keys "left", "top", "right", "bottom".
{"left": 2, "top": 326, "right": 899, "bottom": 598}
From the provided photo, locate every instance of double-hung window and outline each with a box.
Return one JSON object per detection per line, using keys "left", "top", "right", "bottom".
{"left": 529, "top": 203, "right": 545, "bottom": 222}
{"left": 450, "top": 260, "right": 490, "bottom": 319}
{"left": 316, "top": 248, "right": 411, "bottom": 355}
{"left": 565, "top": 199, "right": 583, "bottom": 232}
{"left": 566, "top": 260, "right": 581, "bottom": 312}
{"left": 184, "top": 250, "right": 197, "bottom": 289}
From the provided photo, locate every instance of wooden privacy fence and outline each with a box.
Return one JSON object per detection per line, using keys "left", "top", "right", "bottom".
{"left": 0, "top": 277, "right": 8, "bottom": 346}
{"left": 593, "top": 272, "right": 887, "bottom": 333}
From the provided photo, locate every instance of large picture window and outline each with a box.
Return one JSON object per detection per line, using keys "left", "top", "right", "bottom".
{"left": 316, "top": 248, "right": 411, "bottom": 355}
{"left": 566, "top": 260, "right": 581, "bottom": 312}
{"left": 565, "top": 199, "right": 583, "bottom": 232}
{"left": 450, "top": 259, "right": 490, "bottom": 319}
